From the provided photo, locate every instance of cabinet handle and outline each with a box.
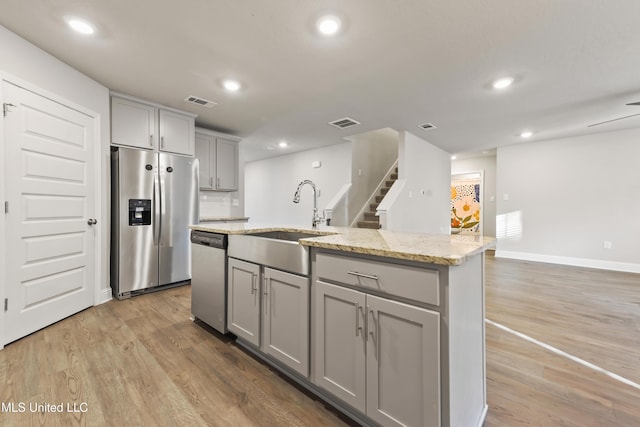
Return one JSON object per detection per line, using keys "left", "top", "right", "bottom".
{"left": 368, "top": 306, "right": 376, "bottom": 345}
{"left": 161, "top": 136, "right": 164, "bottom": 148}
{"left": 263, "top": 276, "right": 269, "bottom": 296}
{"left": 355, "top": 301, "right": 362, "bottom": 336}
{"left": 217, "top": 177, "right": 221, "bottom": 188}
{"left": 347, "top": 271, "right": 379, "bottom": 281}
{"left": 149, "top": 135, "right": 153, "bottom": 146}
{"left": 210, "top": 177, "right": 213, "bottom": 188}
{"left": 251, "top": 273, "right": 257, "bottom": 294}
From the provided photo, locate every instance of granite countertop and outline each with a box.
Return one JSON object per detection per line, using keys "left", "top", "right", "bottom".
{"left": 199, "top": 216, "right": 250, "bottom": 222}
{"left": 189, "top": 223, "right": 495, "bottom": 266}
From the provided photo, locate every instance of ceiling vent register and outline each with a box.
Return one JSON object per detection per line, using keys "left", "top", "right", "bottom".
{"left": 184, "top": 96, "right": 217, "bottom": 108}
{"left": 418, "top": 123, "right": 437, "bottom": 130}
{"left": 329, "top": 117, "right": 361, "bottom": 129}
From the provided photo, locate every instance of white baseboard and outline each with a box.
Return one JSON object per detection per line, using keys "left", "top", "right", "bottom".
{"left": 97, "top": 287, "right": 113, "bottom": 305}
{"left": 495, "top": 250, "right": 640, "bottom": 274}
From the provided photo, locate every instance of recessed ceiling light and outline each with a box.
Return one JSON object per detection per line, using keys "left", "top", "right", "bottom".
{"left": 492, "top": 77, "right": 514, "bottom": 90}
{"left": 451, "top": 155, "right": 457, "bottom": 160}
{"left": 66, "top": 17, "right": 95, "bottom": 35}
{"left": 278, "top": 141, "right": 288, "bottom": 148}
{"left": 316, "top": 15, "right": 342, "bottom": 36}
{"left": 222, "top": 79, "right": 241, "bottom": 92}
{"left": 520, "top": 130, "right": 533, "bottom": 138}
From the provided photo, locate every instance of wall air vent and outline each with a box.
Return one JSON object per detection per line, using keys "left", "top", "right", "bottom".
{"left": 418, "top": 123, "right": 437, "bottom": 130}
{"left": 184, "top": 96, "right": 217, "bottom": 108}
{"left": 329, "top": 117, "right": 361, "bottom": 129}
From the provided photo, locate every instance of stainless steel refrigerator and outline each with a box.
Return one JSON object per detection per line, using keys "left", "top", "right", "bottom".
{"left": 110, "top": 146, "right": 198, "bottom": 299}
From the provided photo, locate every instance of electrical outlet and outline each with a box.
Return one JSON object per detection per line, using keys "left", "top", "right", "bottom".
{"left": 603, "top": 241, "right": 612, "bottom": 249}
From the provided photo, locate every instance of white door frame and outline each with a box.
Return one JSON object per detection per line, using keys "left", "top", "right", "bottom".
{"left": 0, "top": 73, "right": 103, "bottom": 349}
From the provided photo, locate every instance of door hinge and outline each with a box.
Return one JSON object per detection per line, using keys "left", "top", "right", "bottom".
{"left": 4, "top": 298, "right": 7, "bottom": 312}
{"left": 3, "top": 103, "right": 16, "bottom": 117}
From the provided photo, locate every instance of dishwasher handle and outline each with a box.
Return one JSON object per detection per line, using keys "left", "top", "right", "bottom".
{"left": 190, "top": 231, "right": 227, "bottom": 249}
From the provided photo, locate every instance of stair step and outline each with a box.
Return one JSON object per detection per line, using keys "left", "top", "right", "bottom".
{"left": 357, "top": 220, "right": 381, "bottom": 229}
{"left": 386, "top": 180, "right": 395, "bottom": 187}
{"left": 380, "top": 187, "right": 389, "bottom": 195}
{"left": 370, "top": 203, "right": 379, "bottom": 211}
{"left": 390, "top": 173, "right": 398, "bottom": 180}
{"left": 375, "top": 195, "right": 384, "bottom": 203}
{"left": 364, "top": 212, "right": 378, "bottom": 220}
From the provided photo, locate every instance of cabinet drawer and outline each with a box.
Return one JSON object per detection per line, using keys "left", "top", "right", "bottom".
{"left": 316, "top": 253, "right": 439, "bottom": 306}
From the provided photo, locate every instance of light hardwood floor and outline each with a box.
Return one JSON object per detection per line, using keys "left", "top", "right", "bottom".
{"left": 483, "top": 253, "right": 640, "bottom": 426}
{"left": 0, "top": 253, "right": 638, "bottom": 426}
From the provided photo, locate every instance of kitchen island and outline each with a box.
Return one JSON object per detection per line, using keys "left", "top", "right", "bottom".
{"left": 189, "top": 223, "right": 494, "bottom": 427}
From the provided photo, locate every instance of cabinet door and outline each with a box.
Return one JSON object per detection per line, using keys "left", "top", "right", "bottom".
{"left": 313, "top": 281, "right": 367, "bottom": 412}
{"left": 366, "top": 295, "right": 440, "bottom": 427}
{"left": 262, "top": 268, "right": 310, "bottom": 377}
{"left": 227, "top": 258, "right": 261, "bottom": 346}
{"left": 195, "top": 132, "right": 213, "bottom": 189}
{"left": 111, "top": 97, "right": 156, "bottom": 150}
{"left": 215, "top": 138, "right": 238, "bottom": 191}
{"left": 159, "top": 109, "right": 195, "bottom": 156}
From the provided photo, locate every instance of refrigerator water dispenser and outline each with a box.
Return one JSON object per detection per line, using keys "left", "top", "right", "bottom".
{"left": 129, "top": 199, "right": 151, "bottom": 226}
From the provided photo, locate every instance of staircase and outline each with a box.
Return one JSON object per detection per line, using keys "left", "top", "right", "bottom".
{"left": 357, "top": 168, "right": 398, "bottom": 229}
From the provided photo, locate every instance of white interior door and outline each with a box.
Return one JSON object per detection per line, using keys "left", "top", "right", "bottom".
{"left": 3, "top": 81, "right": 96, "bottom": 345}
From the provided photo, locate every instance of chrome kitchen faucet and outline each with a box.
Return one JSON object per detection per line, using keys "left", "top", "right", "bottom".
{"left": 293, "top": 180, "right": 325, "bottom": 228}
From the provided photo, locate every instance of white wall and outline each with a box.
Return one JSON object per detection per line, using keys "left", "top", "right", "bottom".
{"left": 0, "top": 26, "right": 111, "bottom": 309}
{"left": 496, "top": 127, "right": 640, "bottom": 272}
{"left": 385, "top": 131, "right": 451, "bottom": 233}
{"left": 245, "top": 142, "right": 351, "bottom": 226}
{"left": 452, "top": 155, "right": 497, "bottom": 237}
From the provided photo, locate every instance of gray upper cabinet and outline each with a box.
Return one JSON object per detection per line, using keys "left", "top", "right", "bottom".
{"left": 195, "top": 128, "right": 239, "bottom": 191}
{"left": 111, "top": 93, "right": 195, "bottom": 156}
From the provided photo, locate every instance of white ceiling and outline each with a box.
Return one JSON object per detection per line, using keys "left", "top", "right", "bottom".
{"left": 2, "top": 0, "right": 640, "bottom": 161}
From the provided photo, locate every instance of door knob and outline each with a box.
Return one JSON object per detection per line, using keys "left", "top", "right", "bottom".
{"left": 87, "top": 218, "right": 98, "bottom": 225}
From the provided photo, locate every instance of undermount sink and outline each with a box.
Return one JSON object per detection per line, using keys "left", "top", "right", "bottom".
{"left": 228, "top": 230, "right": 319, "bottom": 275}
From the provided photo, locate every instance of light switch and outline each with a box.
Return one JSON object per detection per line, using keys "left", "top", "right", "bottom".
{"left": 503, "top": 194, "right": 509, "bottom": 201}
{"left": 490, "top": 196, "right": 495, "bottom": 202}
{"left": 312, "top": 160, "right": 321, "bottom": 168}
{"left": 232, "top": 199, "right": 239, "bottom": 206}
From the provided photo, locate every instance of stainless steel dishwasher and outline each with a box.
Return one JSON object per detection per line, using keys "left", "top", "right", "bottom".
{"left": 190, "top": 230, "right": 228, "bottom": 333}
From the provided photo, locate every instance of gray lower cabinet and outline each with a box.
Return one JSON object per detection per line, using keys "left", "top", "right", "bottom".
{"left": 261, "top": 267, "right": 309, "bottom": 376}
{"left": 227, "top": 258, "right": 261, "bottom": 346}
{"left": 227, "top": 257, "right": 310, "bottom": 377}
{"left": 313, "top": 281, "right": 441, "bottom": 427}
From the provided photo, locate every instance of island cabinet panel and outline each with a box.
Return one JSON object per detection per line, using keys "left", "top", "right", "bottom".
{"left": 366, "top": 294, "right": 440, "bottom": 427}
{"left": 261, "top": 267, "right": 310, "bottom": 377}
{"left": 313, "top": 281, "right": 440, "bottom": 427}
{"left": 315, "top": 252, "right": 440, "bottom": 306}
{"left": 313, "top": 281, "right": 367, "bottom": 412}
{"left": 227, "top": 258, "right": 261, "bottom": 346}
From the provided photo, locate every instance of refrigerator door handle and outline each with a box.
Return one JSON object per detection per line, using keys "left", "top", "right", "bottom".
{"left": 153, "top": 171, "right": 161, "bottom": 245}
